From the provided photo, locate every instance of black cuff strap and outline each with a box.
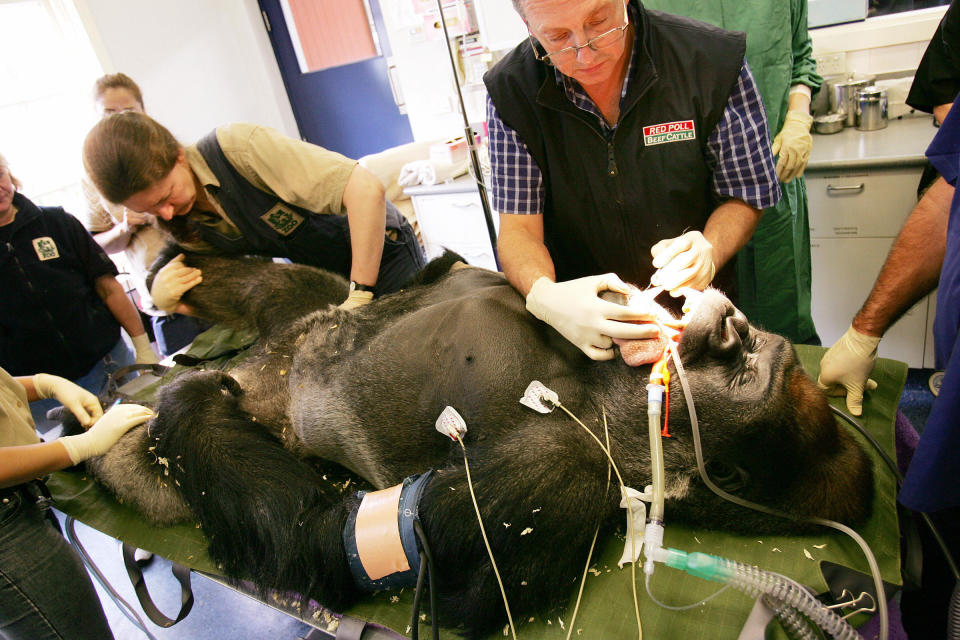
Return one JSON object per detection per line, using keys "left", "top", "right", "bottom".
{"left": 350, "top": 281, "right": 375, "bottom": 293}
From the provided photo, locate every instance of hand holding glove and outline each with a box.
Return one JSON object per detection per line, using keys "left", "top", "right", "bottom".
{"left": 338, "top": 289, "right": 374, "bottom": 310}
{"left": 817, "top": 325, "right": 881, "bottom": 416}
{"left": 151, "top": 254, "right": 202, "bottom": 313}
{"left": 58, "top": 404, "right": 154, "bottom": 464}
{"left": 525, "top": 275, "right": 661, "bottom": 361}
{"left": 772, "top": 110, "right": 814, "bottom": 183}
{"left": 131, "top": 333, "right": 160, "bottom": 364}
{"left": 32, "top": 373, "right": 103, "bottom": 427}
{"left": 650, "top": 231, "right": 716, "bottom": 295}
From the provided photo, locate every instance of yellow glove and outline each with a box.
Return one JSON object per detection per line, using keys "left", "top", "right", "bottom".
{"left": 817, "top": 325, "right": 881, "bottom": 416}
{"left": 650, "top": 231, "right": 716, "bottom": 296}
{"left": 150, "top": 254, "right": 202, "bottom": 313}
{"left": 131, "top": 333, "right": 160, "bottom": 365}
{"left": 59, "top": 404, "right": 154, "bottom": 464}
{"left": 338, "top": 289, "right": 374, "bottom": 310}
{"left": 32, "top": 373, "right": 103, "bottom": 427}
{"left": 771, "top": 110, "right": 814, "bottom": 183}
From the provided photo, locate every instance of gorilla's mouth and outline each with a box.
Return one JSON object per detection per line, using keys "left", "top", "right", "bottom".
{"left": 612, "top": 287, "right": 693, "bottom": 366}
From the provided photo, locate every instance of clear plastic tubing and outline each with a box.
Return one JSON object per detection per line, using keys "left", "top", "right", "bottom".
{"left": 643, "top": 384, "right": 667, "bottom": 575}
{"left": 658, "top": 549, "right": 859, "bottom": 640}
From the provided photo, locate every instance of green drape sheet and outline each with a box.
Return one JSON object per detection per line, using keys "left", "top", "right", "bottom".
{"left": 46, "top": 332, "right": 904, "bottom": 639}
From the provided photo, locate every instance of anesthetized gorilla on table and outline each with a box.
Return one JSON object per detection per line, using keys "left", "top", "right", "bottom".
{"left": 82, "top": 251, "right": 874, "bottom": 637}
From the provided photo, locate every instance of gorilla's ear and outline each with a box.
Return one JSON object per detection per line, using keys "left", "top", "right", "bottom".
{"left": 705, "top": 460, "right": 750, "bottom": 493}
{"left": 216, "top": 372, "right": 243, "bottom": 397}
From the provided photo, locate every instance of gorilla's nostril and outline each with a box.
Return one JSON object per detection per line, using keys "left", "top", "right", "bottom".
{"left": 711, "top": 315, "right": 743, "bottom": 356}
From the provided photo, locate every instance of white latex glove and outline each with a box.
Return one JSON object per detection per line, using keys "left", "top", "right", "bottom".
{"left": 32, "top": 373, "right": 103, "bottom": 427}
{"left": 119, "top": 208, "right": 150, "bottom": 233}
{"left": 772, "top": 110, "right": 814, "bottom": 183}
{"left": 338, "top": 289, "right": 374, "bottom": 310}
{"left": 131, "top": 333, "right": 160, "bottom": 365}
{"left": 150, "top": 254, "right": 202, "bottom": 313}
{"left": 59, "top": 403, "right": 154, "bottom": 464}
{"left": 650, "top": 231, "right": 716, "bottom": 296}
{"left": 817, "top": 325, "right": 881, "bottom": 416}
{"left": 525, "top": 275, "right": 661, "bottom": 361}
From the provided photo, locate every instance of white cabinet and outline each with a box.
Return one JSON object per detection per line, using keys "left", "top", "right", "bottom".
{"left": 807, "top": 166, "right": 936, "bottom": 367}
{"left": 406, "top": 178, "right": 499, "bottom": 271}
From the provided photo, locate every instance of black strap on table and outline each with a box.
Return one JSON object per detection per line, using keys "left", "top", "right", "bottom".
{"left": 335, "top": 616, "right": 368, "bottom": 640}
{"left": 334, "top": 615, "right": 410, "bottom": 640}
{"left": 171, "top": 346, "right": 251, "bottom": 368}
{"left": 121, "top": 542, "right": 194, "bottom": 627}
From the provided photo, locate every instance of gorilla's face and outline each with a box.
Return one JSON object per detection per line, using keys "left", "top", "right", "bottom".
{"left": 678, "top": 289, "right": 793, "bottom": 406}
{"left": 648, "top": 289, "right": 873, "bottom": 529}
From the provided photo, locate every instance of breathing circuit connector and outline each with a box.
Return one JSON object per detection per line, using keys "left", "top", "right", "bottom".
{"left": 642, "top": 521, "right": 665, "bottom": 576}
{"left": 658, "top": 548, "right": 734, "bottom": 582}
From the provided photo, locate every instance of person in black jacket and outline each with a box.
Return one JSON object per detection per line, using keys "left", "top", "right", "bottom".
{"left": 485, "top": 0, "right": 780, "bottom": 360}
{"left": 0, "top": 152, "right": 157, "bottom": 432}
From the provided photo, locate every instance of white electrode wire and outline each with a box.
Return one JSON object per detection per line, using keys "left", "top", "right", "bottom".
{"left": 555, "top": 403, "right": 642, "bottom": 639}
{"left": 555, "top": 404, "right": 626, "bottom": 488}
{"left": 565, "top": 407, "right": 634, "bottom": 640}
{"left": 455, "top": 435, "right": 517, "bottom": 640}
{"left": 667, "top": 342, "right": 888, "bottom": 640}
{"left": 564, "top": 407, "right": 611, "bottom": 640}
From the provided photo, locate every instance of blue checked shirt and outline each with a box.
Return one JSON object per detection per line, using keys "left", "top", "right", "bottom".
{"left": 488, "top": 55, "right": 781, "bottom": 216}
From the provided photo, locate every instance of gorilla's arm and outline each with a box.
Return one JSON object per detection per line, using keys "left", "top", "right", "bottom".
{"left": 147, "top": 248, "right": 349, "bottom": 339}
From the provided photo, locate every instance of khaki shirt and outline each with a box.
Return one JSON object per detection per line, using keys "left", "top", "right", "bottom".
{"left": 181, "top": 123, "right": 358, "bottom": 248}
{"left": 80, "top": 175, "right": 169, "bottom": 313}
{"left": 0, "top": 368, "right": 40, "bottom": 449}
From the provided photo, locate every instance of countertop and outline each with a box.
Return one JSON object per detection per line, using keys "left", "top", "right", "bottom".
{"left": 404, "top": 116, "right": 940, "bottom": 179}
{"left": 807, "top": 114, "right": 939, "bottom": 171}
{"left": 402, "top": 173, "right": 481, "bottom": 196}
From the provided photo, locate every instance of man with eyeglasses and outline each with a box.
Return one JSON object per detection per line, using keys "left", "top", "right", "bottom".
{"left": 484, "top": 0, "right": 780, "bottom": 361}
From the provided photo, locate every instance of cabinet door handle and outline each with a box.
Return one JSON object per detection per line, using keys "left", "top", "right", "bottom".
{"left": 826, "top": 183, "right": 865, "bottom": 194}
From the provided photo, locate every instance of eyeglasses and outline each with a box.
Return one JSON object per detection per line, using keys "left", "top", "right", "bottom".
{"left": 529, "top": 0, "right": 629, "bottom": 66}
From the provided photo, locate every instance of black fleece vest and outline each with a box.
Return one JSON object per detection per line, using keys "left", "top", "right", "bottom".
{"left": 484, "top": 2, "right": 746, "bottom": 293}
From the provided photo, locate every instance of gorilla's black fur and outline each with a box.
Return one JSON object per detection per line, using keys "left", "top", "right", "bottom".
{"left": 87, "top": 251, "right": 874, "bottom": 636}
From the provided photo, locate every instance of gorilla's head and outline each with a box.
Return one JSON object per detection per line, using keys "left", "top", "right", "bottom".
{"left": 640, "top": 289, "right": 874, "bottom": 532}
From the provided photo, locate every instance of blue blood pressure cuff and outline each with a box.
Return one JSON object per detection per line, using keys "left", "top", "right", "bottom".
{"left": 342, "top": 470, "right": 434, "bottom": 591}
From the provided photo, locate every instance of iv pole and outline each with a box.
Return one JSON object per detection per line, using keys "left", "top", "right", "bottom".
{"left": 434, "top": 0, "right": 501, "bottom": 270}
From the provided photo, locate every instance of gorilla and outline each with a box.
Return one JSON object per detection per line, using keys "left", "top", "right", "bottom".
{"left": 84, "top": 252, "right": 873, "bottom": 637}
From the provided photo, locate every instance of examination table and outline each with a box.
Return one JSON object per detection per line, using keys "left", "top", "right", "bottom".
{"left": 45, "top": 326, "right": 905, "bottom": 639}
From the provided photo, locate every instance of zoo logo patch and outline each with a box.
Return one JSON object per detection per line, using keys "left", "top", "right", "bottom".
{"left": 260, "top": 204, "right": 304, "bottom": 236}
{"left": 32, "top": 237, "right": 60, "bottom": 261}
{"left": 642, "top": 120, "right": 696, "bottom": 146}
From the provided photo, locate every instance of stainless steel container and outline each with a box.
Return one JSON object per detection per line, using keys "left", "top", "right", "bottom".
{"left": 856, "top": 86, "right": 888, "bottom": 131}
{"left": 831, "top": 77, "right": 872, "bottom": 127}
{"left": 813, "top": 113, "right": 845, "bottom": 134}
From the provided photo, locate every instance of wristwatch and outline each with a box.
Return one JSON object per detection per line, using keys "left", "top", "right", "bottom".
{"left": 350, "top": 281, "right": 375, "bottom": 293}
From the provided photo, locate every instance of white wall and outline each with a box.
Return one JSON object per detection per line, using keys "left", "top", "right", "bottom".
{"left": 810, "top": 6, "right": 947, "bottom": 79}
{"left": 74, "top": 0, "right": 298, "bottom": 143}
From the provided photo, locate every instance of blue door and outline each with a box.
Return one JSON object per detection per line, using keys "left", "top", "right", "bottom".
{"left": 258, "top": 0, "right": 414, "bottom": 158}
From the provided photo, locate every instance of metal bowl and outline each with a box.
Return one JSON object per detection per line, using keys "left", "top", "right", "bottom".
{"left": 813, "top": 113, "right": 845, "bottom": 135}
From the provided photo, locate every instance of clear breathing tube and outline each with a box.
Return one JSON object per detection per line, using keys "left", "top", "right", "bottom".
{"left": 644, "top": 383, "right": 666, "bottom": 575}
{"left": 764, "top": 594, "right": 820, "bottom": 640}
{"left": 653, "top": 548, "right": 859, "bottom": 640}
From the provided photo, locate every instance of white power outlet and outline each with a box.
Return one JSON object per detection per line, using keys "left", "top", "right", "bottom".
{"left": 816, "top": 52, "right": 847, "bottom": 77}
